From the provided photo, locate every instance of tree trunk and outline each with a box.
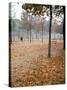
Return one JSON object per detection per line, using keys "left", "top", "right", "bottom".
{"left": 42, "top": 21, "right": 43, "bottom": 43}
{"left": 36, "top": 31, "right": 37, "bottom": 39}
{"left": 9, "top": 19, "right": 12, "bottom": 43}
{"left": 18, "top": 28, "right": 20, "bottom": 40}
{"left": 14, "top": 28, "right": 15, "bottom": 41}
{"left": 29, "top": 15, "right": 32, "bottom": 43}
{"left": 9, "top": 18, "right": 12, "bottom": 87}
{"left": 30, "top": 23, "right": 31, "bottom": 42}
{"left": 63, "top": 6, "right": 65, "bottom": 50}
{"left": 9, "top": 20, "right": 11, "bottom": 87}
{"left": 27, "top": 29, "right": 29, "bottom": 41}
{"left": 13, "top": 21, "right": 15, "bottom": 41}
{"left": 48, "top": 5, "right": 52, "bottom": 57}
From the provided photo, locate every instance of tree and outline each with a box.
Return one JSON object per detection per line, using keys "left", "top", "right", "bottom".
{"left": 33, "top": 16, "right": 42, "bottom": 40}
{"left": 22, "top": 12, "right": 30, "bottom": 41}
{"left": 22, "top": 4, "right": 52, "bottom": 57}
{"left": 22, "top": 4, "right": 33, "bottom": 42}
{"left": 29, "top": 15, "right": 32, "bottom": 42}
{"left": 9, "top": 3, "right": 12, "bottom": 43}
{"left": 48, "top": 5, "right": 52, "bottom": 57}
{"left": 41, "top": 18, "right": 44, "bottom": 42}
{"left": 53, "top": 6, "right": 65, "bottom": 49}
{"left": 63, "top": 6, "right": 65, "bottom": 50}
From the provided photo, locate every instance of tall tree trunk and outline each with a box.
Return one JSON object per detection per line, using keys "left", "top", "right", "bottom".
{"left": 13, "top": 21, "right": 15, "bottom": 41}
{"left": 48, "top": 5, "right": 52, "bottom": 57}
{"left": 30, "top": 23, "right": 31, "bottom": 42}
{"left": 29, "top": 15, "right": 32, "bottom": 43}
{"left": 42, "top": 21, "right": 43, "bottom": 43}
{"left": 9, "top": 3, "right": 11, "bottom": 87}
{"left": 27, "top": 29, "right": 29, "bottom": 41}
{"left": 63, "top": 6, "right": 65, "bottom": 50}
{"left": 9, "top": 18, "right": 12, "bottom": 87}
{"left": 9, "top": 2, "right": 12, "bottom": 43}
{"left": 9, "top": 19, "right": 12, "bottom": 43}
{"left": 17, "top": 28, "right": 20, "bottom": 40}
{"left": 14, "top": 28, "right": 15, "bottom": 41}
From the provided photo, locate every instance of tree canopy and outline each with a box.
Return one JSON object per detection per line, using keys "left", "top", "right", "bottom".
{"left": 22, "top": 4, "right": 50, "bottom": 16}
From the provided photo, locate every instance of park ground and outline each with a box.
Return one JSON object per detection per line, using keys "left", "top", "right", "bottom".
{"left": 10, "top": 40, "right": 65, "bottom": 87}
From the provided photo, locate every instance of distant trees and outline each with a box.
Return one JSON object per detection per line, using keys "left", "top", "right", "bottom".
{"left": 13, "top": 20, "right": 16, "bottom": 41}
{"left": 21, "top": 12, "right": 30, "bottom": 41}
{"left": 21, "top": 4, "right": 65, "bottom": 57}
{"left": 41, "top": 18, "right": 44, "bottom": 42}
{"left": 22, "top": 4, "right": 52, "bottom": 57}
{"left": 21, "top": 11, "right": 32, "bottom": 42}
{"left": 53, "top": 6, "right": 65, "bottom": 49}
{"left": 33, "top": 16, "right": 42, "bottom": 40}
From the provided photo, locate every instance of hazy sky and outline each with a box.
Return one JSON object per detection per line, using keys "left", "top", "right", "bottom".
{"left": 11, "top": 2, "right": 23, "bottom": 20}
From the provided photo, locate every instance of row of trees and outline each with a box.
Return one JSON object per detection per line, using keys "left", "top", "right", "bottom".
{"left": 21, "top": 12, "right": 46, "bottom": 42}
{"left": 9, "top": 3, "right": 65, "bottom": 57}
{"left": 22, "top": 4, "right": 65, "bottom": 57}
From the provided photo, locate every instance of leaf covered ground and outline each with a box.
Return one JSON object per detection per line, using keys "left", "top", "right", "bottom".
{"left": 10, "top": 40, "right": 65, "bottom": 87}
